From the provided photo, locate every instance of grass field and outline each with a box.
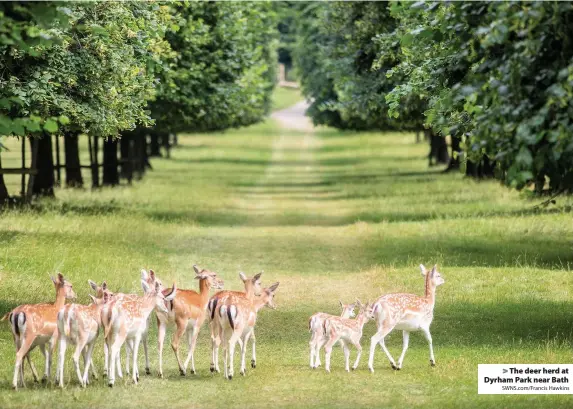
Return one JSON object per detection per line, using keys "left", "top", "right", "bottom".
{"left": 0, "top": 101, "right": 572, "bottom": 409}
{"left": 271, "top": 86, "right": 303, "bottom": 111}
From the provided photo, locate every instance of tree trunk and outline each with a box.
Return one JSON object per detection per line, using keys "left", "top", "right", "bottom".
{"left": 161, "top": 131, "right": 171, "bottom": 159}
{"left": 0, "top": 152, "right": 9, "bottom": 203}
{"left": 90, "top": 135, "right": 100, "bottom": 188}
{"left": 415, "top": 130, "right": 421, "bottom": 144}
{"left": 64, "top": 132, "right": 83, "bottom": 188}
{"left": 30, "top": 134, "right": 55, "bottom": 197}
{"left": 120, "top": 131, "right": 133, "bottom": 183}
{"left": 103, "top": 137, "right": 119, "bottom": 186}
{"left": 425, "top": 129, "right": 449, "bottom": 166}
{"left": 444, "top": 133, "right": 462, "bottom": 172}
{"left": 172, "top": 133, "right": 178, "bottom": 147}
{"left": 149, "top": 131, "right": 161, "bottom": 157}
{"left": 466, "top": 155, "right": 495, "bottom": 178}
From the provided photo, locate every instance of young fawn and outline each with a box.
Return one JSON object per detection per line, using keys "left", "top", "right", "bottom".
{"left": 102, "top": 280, "right": 176, "bottom": 387}
{"left": 2, "top": 273, "right": 76, "bottom": 390}
{"left": 218, "top": 282, "right": 280, "bottom": 379}
{"left": 309, "top": 301, "right": 356, "bottom": 369}
{"left": 368, "top": 264, "right": 445, "bottom": 372}
{"left": 208, "top": 271, "right": 263, "bottom": 373}
{"left": 154, "top": 265, "right": 224, "bottom": 378}
{"left": 323, "top": 300, "right": 374, "bottom": 373}
{"left": 89, "top": 269, "right": 160, "bottom": 379}
{"left": 56, "top": 290, "right": 112, "bottom": 387}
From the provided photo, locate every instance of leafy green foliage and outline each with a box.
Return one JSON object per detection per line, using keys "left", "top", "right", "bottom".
{"left": 152, "top": 2, "right": 277, "bottom": 134}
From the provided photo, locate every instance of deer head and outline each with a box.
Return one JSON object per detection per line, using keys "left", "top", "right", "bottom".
{"left": 52, "top": 273, "right": 76, "bottom": 300}
{"left": 193, "top": 265, "right": 224, "bottom": 290}
{"left": 239, "top": 271, "right": 263, "bottom": 296}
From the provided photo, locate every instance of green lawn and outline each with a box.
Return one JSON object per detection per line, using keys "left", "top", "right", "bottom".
{"left": 0, "top": 109, "right": 572, "bottom": 408}
{"left": 272, "top": 86, "right": 303, "bottom": 111}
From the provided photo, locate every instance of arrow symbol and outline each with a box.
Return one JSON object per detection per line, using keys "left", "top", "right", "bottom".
{"left": 503, "top": 369, "right": 508, "bottom": 374}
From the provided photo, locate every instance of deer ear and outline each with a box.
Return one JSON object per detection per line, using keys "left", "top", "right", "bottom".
{"left": 88, "top": 294, "right": 97, "bottom": 303}
{"left": 253, "top": 272, "right": 263, "bottom": 282}
{"left": 165, "top": 283, "right": 177, "bottom": 301}
{"left": 193, "top": 265, "right": 201, "bottom": 274}
{"left": 355, "top": 299, "right": 363, "bottom": 308}
{"left": 141, "top": 280, "right": 150, "bottom": 293}
{"left": 420, "top": 264, "right": 427, "bottom": 276}
{"left": 149, "top": 269, "right": 156, "bottom": 281}
{"left": 266, "top": 282, "right": 279, "bottom": 293}
{"left": 141, "top": 269, "right": 149, "bottom": 281}
{"left": 339, "top": 300, "right": 344, "bottom": 309}
{"left": 102, "top": 281, "right": 107, "bottom": 290}
{"left": 57, "top": 272, "right": 65, "bottom": 283}
{"left": 88, "top": 279, "right": 98, "bottom": 291}
{"left": 431, "top": 264, "right": 438, "bottom": 276}
{"left": 239, "top": 272, "right": 247, "bottom": 282}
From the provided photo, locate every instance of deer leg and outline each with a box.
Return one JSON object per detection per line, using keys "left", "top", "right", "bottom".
{"left": 352, "top": 340, "right": 362, "bottom": 370}
{"left": 73, "top": 342, "right": 86, "bottom": 387}
{"left": 132, "top": 335, "right": 141, "bottom": 384}
{"left": 142, "top": 329, "right": 150, "bottom": 375}
{"left": 369, "top": 324, "right": 397, "bottom": 372}
{"left": 39, "top": 343, "right": 51, "bottom": 383}
{"left": 13, "top": 334, "right": 36, "bottom": 390}
{"left": 83, "top": 341, "right": 96, "bottom": 386}
{"left": 240, "top": 330, "right": 252, "bottom": 376}
{"left": 309, "top": 332, "right": 316, "bottom": 368}
{"left": 341, "top": 340, "right": 350, "bottom": 372}
{"left": 210, "top": 321, "right": 221, "bottom": 373}
{"left": 250, "top": 331, "right": 256, "bottom": 369}
{"left": 124, "top": 343, "right": 131, "bottom": 376}
{"left": 421, "top": 327, "right": 436, "bottom": 366}
{"left": 184, "top": 324, "right": 200, "bottom": 375}
{"left": 315, "top": 334, "right": 327, "bottom": 368}
{"left": 323, "top": 336, "right": 337, "bottom": 373}
{"left": 227, "top": 331, "right": 240, "bottom": 380}
{"left": 57, "top": 337, "right": 67, "bottom": 388}
{"left": 103, "top": 342, "right": 109, "bottom": 378}
{"left": 157, "top": 317, "right": 167, "bottom": 378}
{"left": 171, "top": 318, "right": 188, "bottom": 376}
{"left": 396, "top": 331, "right": 410, "bottom": 369}
{"left": 26, "top": 351, "right": 40, "bottom": 383}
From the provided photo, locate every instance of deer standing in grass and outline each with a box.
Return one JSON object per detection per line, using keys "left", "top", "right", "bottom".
{"left": 309, "top": 301, "right": 356, "bottom": 369}
{"left": 154, "top": 265, "right": 224, "bottom": 378}
{"left": 218, "top": 282, "right": 280, "bottom": 379}
{"left": 89, "top": 269, "right": 160, "bottom": 379}
{"left": 367, "top": 264, "right": 445, "bottom": 372}
{"left": 323, "top": 300, "right": 374, "bottom": 373}
{"left": 102, "top": 280, "right": 176, "bottom": 387}
{"left": 56, "top": 290, "right": 112, "bottom": 388}
{"left": 2, "top": 273, "right": 76, "bottom": 390}
{"left": 208, "top": 271, "right": 262, "bottom": 373}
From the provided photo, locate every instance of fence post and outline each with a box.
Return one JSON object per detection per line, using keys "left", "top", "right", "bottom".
{"left": 21, "top": 136, "right": 26, "bottom": 198}
{"left": 26, "top": 138, "right": 39, "bottom": 202}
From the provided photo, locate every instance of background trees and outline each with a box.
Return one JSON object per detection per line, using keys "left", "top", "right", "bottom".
{"left": 0, "top": 1, "right": 277, "bottom": 201}
{"left": 293, "top": 0, "right": 573, "bottom": 195}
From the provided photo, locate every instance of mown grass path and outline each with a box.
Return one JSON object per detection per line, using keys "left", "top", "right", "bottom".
{"left": 0, "top": 102, "right": 572, "bottom": 408}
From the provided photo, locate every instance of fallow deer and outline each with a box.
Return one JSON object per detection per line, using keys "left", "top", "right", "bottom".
{"left": 208, "top": 271, "right": 263, "bottom": 373}
{"left": 154, "top": 265, "right": 224, "bottom": 378}
{"left": 323, "top": 300, "right": 374, "bottom": 373}
{"left": 309, "top": 301, "right": 356, "bottom": 369}
{"left": 3, "top": 273, "right": 76, "bottom": 389}
{"left": 103, "top": 280, "right": 176, "bottom": 386}
{"left": 56, "top": 290, "right": 112, "bottom": 387}
{"left": 367, "top": 264, "right": 445, "bottom": 372}
{"left": 89, "top": 269, "right": 161, "bottom": 379}
{"left": 218, "top": 282, "right": 280, "bottom": 380}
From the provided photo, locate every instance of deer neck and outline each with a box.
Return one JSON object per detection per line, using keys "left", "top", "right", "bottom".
{"left": 140, "top": 294, "right": 159, "bottom": 316}
{"left": 54, "top": 286, "right": 67, "bottom": 311}
{"left": 244, "top": 282, "right": 256, "bottom": 299}
{"left": 253, "top": 296, "right": 268, "bottom": 312}
{"left": 425, "top": 282, "right": 437, "bottom": 309}
{"left": 356, "top": 313, "right": 369, "bottom": 330}
{"left": 198, "top": 278, "right": 211, "bottom": 307}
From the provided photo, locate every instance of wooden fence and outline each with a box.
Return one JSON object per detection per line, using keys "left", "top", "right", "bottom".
{"left": 0, "top": 132, "right": 172, "bottom": 203}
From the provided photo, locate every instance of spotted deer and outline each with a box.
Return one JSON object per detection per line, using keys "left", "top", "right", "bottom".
{"left": 2, "top": 273, "right": 76, "bottom": 389}
{"left": 55, "top": 290, "right": 112, "bottom": 388}
{"left": 208, "top": 271, "right": 263, "bottom": 373}
{"left": 89, "top": 269, "right": 160, "bottom": 379}
{"left": 309, "top": 301, "right": 356, "bottom": 369}
{"left": 154, "top": 265, "right": 224, "bottom": 378}
{"left": 218, "top": 282, "right": 280, "bottom": 380}
{"left": 103, "top": 280, "right": 176, "bottom": 387}
{"left": 367, "top": 264, "right": 445, "bottom": 372}
{"left": 323, "top": 300, "right": 374, "bottom": 373}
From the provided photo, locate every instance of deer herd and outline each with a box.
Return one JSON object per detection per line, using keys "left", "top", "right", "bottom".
{"left": 2, "top": 263, "right": 445, "bottom": 390}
